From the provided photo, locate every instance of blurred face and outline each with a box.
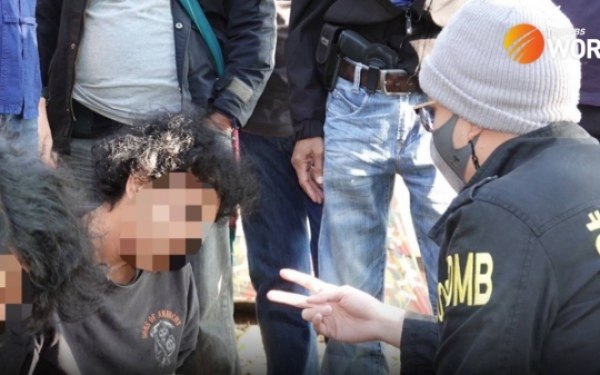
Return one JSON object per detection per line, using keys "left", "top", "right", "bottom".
{"left": 0, "top": 252, "right": 31, "bottom": 335}
{"left": 118, "top": 171, "right": 219, "bottom": 272}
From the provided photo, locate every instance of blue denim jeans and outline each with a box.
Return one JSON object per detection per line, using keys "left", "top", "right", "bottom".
{"left": 319, "top": 78, "right": 453, "bottom": 375}
{"left": 0, "top": 114, "right": 38, "bottom": 155}
{"left": 185, "top": 221, "right": 240, "bottom": 375}
{"left": 240, "top": 132, "right": 322, "bottom": 375}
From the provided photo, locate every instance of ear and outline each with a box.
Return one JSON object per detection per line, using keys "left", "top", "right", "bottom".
{"left": 124, "top": 175, "right": 144, "bottom": 200}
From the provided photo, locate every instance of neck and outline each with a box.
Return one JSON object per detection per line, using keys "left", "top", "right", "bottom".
{"left": 105, "top": 259, "right": 137, "bottom": 285}
{"left": 100, "top": 233, "right": 137, "bottom": 285}
{"left": 89, "top": 204, "right": 136, "bottom": 285}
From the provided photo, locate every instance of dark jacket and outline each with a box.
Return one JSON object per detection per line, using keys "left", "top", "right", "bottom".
{"left": 286, "top": 0, "right": 464, "bottom": 140}
{"left": 401, "top": 123, "right": 600, "bottom": 374}
{"left": 36, "top": 0, "right": 275, "bottom": 154}
{"left": 0, "top": 0, "right": 41, "bottom": 119}
{"left": 243, "top": 0, "right": 293, "bottom": 137}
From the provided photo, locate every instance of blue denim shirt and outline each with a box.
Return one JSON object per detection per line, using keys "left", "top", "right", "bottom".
{"left": 0, "top": 0, "right": 41, "bottom": 119}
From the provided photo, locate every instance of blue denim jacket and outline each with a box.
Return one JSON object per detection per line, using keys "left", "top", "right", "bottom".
{"left": 0, "top": 0, "right": 41, "bottom": 119}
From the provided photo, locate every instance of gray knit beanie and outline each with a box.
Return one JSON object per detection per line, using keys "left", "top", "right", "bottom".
{"left": 419, "top": 0, "right": 581, "bottom": 134}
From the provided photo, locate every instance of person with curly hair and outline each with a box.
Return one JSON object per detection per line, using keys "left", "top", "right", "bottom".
{"left": 37, "top": 0, "right": 276, "bottom": 368}
{"left": 53, "top": 115, "right": 256, "bottom": 374}
{"left": 0, "top": 138, "right": 105, "bottom": 374}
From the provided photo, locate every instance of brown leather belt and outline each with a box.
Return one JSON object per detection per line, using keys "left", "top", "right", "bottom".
{"left": 338, "top": 59, "right": 420, "bottom": 94}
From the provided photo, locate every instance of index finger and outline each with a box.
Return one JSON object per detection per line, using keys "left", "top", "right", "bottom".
{"left": 279, "top": 269, "right": 332, "bottom": 294}
{"left": 292, "top": 162, "right": 321, "bottom": 203}
{"left": 266, "top": 290, "right": 314, "bottom": 309}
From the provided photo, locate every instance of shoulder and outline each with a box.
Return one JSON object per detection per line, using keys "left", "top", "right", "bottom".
{"left": 470, "top": 149, "right": 600, "bottom": 235}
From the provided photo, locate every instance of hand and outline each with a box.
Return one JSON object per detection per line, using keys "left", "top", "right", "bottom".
{"left": 291, "top": 137, "right": 324, "bottom": 204}
{"left": 267, "top": 269, "right": 402, "bottom": 346}
{"left": 38, "top": 98, "right": 57, "bottom": 168}
{"left": 208, "top": 112, "right": 233, "bottom": 135}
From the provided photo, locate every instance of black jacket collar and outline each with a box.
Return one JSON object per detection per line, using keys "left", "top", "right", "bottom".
{"left": 429, "top": 123, "right": 597, "bottom": 242}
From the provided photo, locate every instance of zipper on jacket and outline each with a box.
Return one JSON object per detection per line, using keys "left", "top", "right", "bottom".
{"left": 405, "top": 9, "right": 413, "bottom": 35}
{"left": 69, "top": 97, "right": 77, "bottom": 122}
{"left": 68, "top": 2, "right": 90, "bottom": 127}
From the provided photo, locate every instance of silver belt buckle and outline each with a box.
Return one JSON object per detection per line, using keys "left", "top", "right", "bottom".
{"left": 380, "top": 69, "right": 409, "bottom": 96}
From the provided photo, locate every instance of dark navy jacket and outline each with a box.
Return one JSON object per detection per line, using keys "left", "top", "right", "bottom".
{"left": 36, "top": 0, "right": 275, "bottom": 154}
{"left": 402, "top": 123, "right": 600, "bottom": 374}
{"left": 0, "top": 0, "right": 41, "bottom": 119}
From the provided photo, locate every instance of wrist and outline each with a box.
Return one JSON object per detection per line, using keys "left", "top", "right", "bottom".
{"left": 208, "top": 112, "right": 233, "bottom": 132}
{"left": 375, "top": 304, "right": 404, "bottom": 348}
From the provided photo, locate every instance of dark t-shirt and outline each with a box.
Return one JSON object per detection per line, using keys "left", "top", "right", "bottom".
{"left": 57, "top": 264, "right": 199, "bottom": 375}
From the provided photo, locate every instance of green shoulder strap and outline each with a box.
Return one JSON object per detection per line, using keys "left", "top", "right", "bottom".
{"left": 179, "top": 0, "right": 225, "bottom": 76}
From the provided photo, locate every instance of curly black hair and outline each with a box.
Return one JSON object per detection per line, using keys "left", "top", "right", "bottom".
{"left": 92, "top": 114, "right": 258, "bottom": 219}
{"left": 0, "top": 139, "right": 106, "bottom": 334}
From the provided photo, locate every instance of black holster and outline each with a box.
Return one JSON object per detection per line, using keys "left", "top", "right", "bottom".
{"left": 317, "top": 24, "right": 401, "bottom": 92}
{"left": 315, "top": 23, "right": 344, "bottom": 91}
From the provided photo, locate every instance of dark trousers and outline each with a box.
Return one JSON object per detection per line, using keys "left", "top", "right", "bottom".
{"left": 240, "top": 132, "right": 322, "bottom": 375}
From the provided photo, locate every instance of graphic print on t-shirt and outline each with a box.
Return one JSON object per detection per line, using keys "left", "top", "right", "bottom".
{"left": 142, "top": 309, "right": 183, "bottom": 369}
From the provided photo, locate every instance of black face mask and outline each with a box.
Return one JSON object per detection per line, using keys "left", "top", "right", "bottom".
{"left": 430, "top": 115, "right": 480, "bottom": 192}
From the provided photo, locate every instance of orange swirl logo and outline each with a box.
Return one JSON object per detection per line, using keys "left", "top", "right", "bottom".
{"left": 504, "top": 24, "right": 545, "bottom": 64}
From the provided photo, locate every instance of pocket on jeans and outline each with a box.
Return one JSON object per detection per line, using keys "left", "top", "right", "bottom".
{"left": 327, "top": 85, "right": 369, "bottom": 119}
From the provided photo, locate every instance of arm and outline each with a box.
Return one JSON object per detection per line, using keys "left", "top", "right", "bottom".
{"left": 35, "top": 0, "right": 62, "bottom": 163}
{"left": 204, "top": 0, "right": 276, "bottom": 127}
{"left": 38, "top": 98, "right": 56, "bottom": 168}
{"left": 268, "top": 269, "right": 440, "bottom": 374}
{"left": 269, "top": 201, "right": 558, "bottom": 374}
{"left": 286, "top": 0, "right": 333, "bottom": 141}
{"left": 267, "top": 269, "right": 406, "bottom": 347}
{"left": 286, "top": 0, "right": 335, "bottom": 203}
{"left": 35, "top": 0, "right": 62, "bottom": 89}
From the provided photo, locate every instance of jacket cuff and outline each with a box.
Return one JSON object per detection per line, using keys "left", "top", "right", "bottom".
{"left": 212, "top": 94, "right": 242, "bottom": 126}
{"left": 212, "top": 75, "right": 259, "bottom": 126}
{"left": 294, "top": 119, "right": 325, "bottom": 141}
{"left": 41, "top": 86, "right": 50, "bottom": 100}
{"left": 400, "top": 317, "right": 438, "bottom": 375}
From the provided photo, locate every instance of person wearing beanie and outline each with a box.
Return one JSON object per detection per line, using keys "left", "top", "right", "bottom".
{"left": 268, "top": 0, "right": 600, "bottom": 374}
